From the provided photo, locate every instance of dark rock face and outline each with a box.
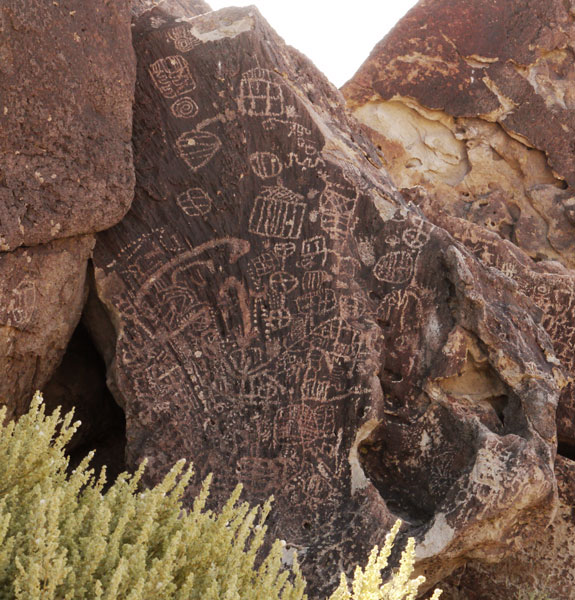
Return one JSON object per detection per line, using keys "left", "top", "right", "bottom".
{"left": 0, "top": 236, "right": 94, "bottom": 421}
{"left": 343, "top": 0, "right": 575, "bottom": 595}
{"left": 0, "top": 0, "right": 136, "bottom": 251}
{"left": 88, "top": 6, "right": 563, "bottom": 595}
{"left": 0, "top": 0, "right": 135, "bottom": 420}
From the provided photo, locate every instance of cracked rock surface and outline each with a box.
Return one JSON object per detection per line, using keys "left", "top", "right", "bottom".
{"left": 0, "top": 0, "right": 135, "bottom": 419}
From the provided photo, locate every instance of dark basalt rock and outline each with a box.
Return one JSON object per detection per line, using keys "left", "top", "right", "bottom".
{"left": 87, "top": 5, "right": 563, "bottom": 595}
{"left": 0, "top": 0, "right": 136, "bottom": 421}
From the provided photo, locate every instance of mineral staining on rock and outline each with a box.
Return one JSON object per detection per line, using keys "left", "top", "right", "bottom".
{"left": 343, "top": 0, "right": 575, "bottom": 268}
{"left": 87, "top": 5, "right": 563, "bottom": 595}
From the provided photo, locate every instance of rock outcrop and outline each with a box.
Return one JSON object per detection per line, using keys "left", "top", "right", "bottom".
{"left": 0, "top": 0, "right": 135, "bottom": 419}
{"left": 343, "top": 0, "right": 575, "bottom": 268}
{"left": 343, "top": 0, "right": 575, "bottom": 596}
{"left": 86, "top": 5, "right": 563, "bottom": 595}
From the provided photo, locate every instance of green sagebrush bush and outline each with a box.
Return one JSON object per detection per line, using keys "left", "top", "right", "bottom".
{"left": 0, "top": 393, "right": 441, "bottom": 600}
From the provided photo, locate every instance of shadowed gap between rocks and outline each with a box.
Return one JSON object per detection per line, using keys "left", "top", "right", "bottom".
{"left": 42, "top": 314, "right": 127, "bottom": 485}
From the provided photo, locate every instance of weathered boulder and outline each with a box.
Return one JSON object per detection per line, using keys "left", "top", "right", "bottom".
{"left": 0, "top": 237, "right": 94, "bottom": 421}
{"left": 343, "top": 0, "right": 575, "bottom": 268}
{"left": 87, "top": 5, "right": 563, "bottom": 595}
{"left": 0, "top": 0, "right": 135, "bottom": 250}
{"left": 343, "top": 0, "right": 575, "bottom": 595}
{"left": 435, "top": 455, "right": 575, "bottom": 599}
{"left": 0, "top": 0, "right": 135, "bottom": 419}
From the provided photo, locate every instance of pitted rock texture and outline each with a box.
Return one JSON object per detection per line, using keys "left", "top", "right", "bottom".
{"left": 343, "top": 0, "right": 575, "bottom": 269}
{"left": 405, "top": 202, "right": 575, "bottom": 598}
{"left": 0, "top": 0, "right": 135, "bottom": 251}
{"left": 434, "top": 456, "right": 575, "bottom": 599}
{"left": 343, "top": 5, "right": 575, "bottom": 594}
{"left": 0, "top": 236, "right": 94, "bottom": 421}
{"left": 87, "top": 6, "right": 563, "bottom": 595}
{"left": 0, "top": 0, "right": 135, "bottom": 421}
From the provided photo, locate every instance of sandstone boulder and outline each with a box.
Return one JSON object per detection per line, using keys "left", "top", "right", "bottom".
{"left": 87, "top": 6, "right": 563, "bottom": 595}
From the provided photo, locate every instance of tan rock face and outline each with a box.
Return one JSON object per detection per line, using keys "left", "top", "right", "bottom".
{"left": 86, "top": 5, "right": 563, "bottom": 595}
{"left": 344, "top": 0, "right": 575, "bottom": 596}
{"left": 343, "top": 0, "right": 575, "bottom": 267}
{"left": 0, "top": 0, "right": 135, "bottom": 419}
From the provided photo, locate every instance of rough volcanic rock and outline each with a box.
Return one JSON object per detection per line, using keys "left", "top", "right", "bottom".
{"left": 435, "top": 455, "right": 575, "bottom": 599}
{"left": 407, "top": 202, "right": 575, "bottom": 597}
{"left": 0, "top": 0, "right": 135, "bottom": 250}
{"left": 87, "top": 6, "right": 563, "bottom": 595}
{"left": 0, "top": 236, "right": 94, "bottom": 421}
{"left": 343, "top": 1, "right": 575, "bottom": 594}
{"left": 343, "top": 0, "right": 575, "bottom": 269}
{"left": 0, "top": 0, "right": 135, "bottom": 420}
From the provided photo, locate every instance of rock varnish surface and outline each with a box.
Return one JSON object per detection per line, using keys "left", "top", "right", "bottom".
{"left": 88, "top": 5, "right": 564, "bottom": 595}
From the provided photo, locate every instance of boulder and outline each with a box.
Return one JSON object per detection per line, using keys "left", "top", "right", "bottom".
{"left": 0, "top": 0, "right": 135, "bottom": 418}
{"left": 88, "top": 5, "right": 563, "bottom": 595}
{"left": 0, "top": 0, "right": 135, "bottom": 250}
{"left": 0, "top": 236, "right": 94, "bottom": 421}
{"left": 343, "top": 0, "right": 575, "bottom": 268}
{"left": 343, "top": 0, "right": 575, "bottom": 595}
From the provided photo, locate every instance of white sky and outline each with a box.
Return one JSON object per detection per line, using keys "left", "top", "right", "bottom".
{"left": 208, "top": 0, "right": 419, "bottom": 87}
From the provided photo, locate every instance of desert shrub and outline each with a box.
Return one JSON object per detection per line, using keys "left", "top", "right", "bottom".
{"left": 0, "top": 393, "right": 441, "bottom": 600}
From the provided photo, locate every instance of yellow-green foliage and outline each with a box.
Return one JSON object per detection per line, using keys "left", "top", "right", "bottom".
{"left": 0, "top": 393, "right": 441, "bottom": 600}
{"left": 331, "top": 521, "right": 441, "bottom": 600}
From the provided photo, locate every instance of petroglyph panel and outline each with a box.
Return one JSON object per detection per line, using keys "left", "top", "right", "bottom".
{"left": 249, "top": 152, "right": 283, "bottom": 179}
{"left": 1, "top": 236, "right": 94, "bottom": 421}
{"left": 239, "top": 68, "right": 289, "bottom": 117}
{"left": 167, "top": 24, "right": 202, "bottom": 52}
{"left": 176, "top": 130, "right": 221, "bottom": 171}
{"left": 176, "top": 188, "right": 212, "bottom": 217}
{"left": 88, "top": 5, "right": 564, "bottom": 597}
{"left": 170, "top": 96, "right": 199, "bottom": 119}
{"left": 248, "top": 186, "right": 306, "bottom": 240}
